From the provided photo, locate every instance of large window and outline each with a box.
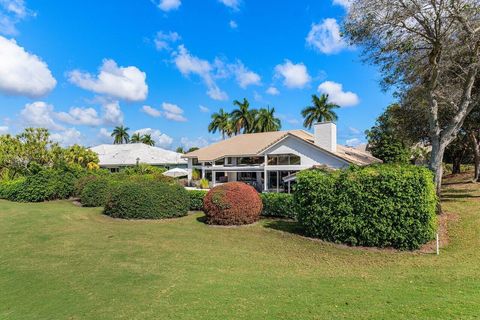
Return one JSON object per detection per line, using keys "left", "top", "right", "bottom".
{"left": 267, "top": 154, "right": 301, "bottom": 166}
{"left": 237, "top": 157, "right": 264, "bottom": 166}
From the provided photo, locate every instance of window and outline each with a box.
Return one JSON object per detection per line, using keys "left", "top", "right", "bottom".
{"left": 192, "top": 158, "right": 200, "bottom": 165}
{"left": 225, "top": 157, "right": 234, "bottom": 165}
{"left": 237, "top": 157, "right": 264, "bottom": 166}
{"left": 267, "top": 154, "right": 301, "bottom": 166}
{"left": 215, "top": 158, "right": 225, "bottom": 166}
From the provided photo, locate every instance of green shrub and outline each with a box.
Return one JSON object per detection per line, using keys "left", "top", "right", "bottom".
{"left": 104, "top": 180, "right": 189, "bottom": 219}
{"left": 80, "top": 177, "right": 110, "bottom": 207}
{"left": 294, "top": 165, "right": 437, "bottom": 250}
{"left": 203, "top": 182, "right": 263, "bottom": 225}
{"left": 188, "top": 190, "right": 207, "bottom": 211}
{"left": 261, "top": 193, "right": 296, "bottom": 219}
{"left": 0, "top": 178, "right": 25, "bottom": 200}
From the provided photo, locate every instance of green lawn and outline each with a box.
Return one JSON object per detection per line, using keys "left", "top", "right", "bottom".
{"left": 0, "top": 175, "right": 479, "bottom": 319}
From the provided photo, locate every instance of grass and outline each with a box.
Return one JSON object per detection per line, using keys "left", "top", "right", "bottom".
{"left": 0, "top": 175, "right": 479, "bottom": 319}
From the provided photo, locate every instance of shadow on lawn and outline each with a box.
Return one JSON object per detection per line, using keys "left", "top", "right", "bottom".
{"left": 441, "top": 187, "right": 480, "bottom": 202}
{"left": 262, "top": 219, "right": 305, "bottom": 237}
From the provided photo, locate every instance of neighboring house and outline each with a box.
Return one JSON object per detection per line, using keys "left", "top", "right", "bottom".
{"left": 183, "top": 122, "right": 381, "bottom": 192}
{"left": 90, "top": 143, "right": 187, "bottom": 172}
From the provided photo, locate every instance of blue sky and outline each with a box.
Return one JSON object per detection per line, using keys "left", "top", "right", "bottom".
{"left": 0, "top": 0, "right": 393, "bottom": 149}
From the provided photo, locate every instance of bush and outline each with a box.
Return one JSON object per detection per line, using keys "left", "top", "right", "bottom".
{"left": 0, "top": 178, "right": 25, "bottom": 200}
{"left": 294, "top": 165, "right": 437, "bottom": 250}
{"left": 80, "top": 177, "right": 110, "bottom": 207}
{"left": 203, "top": 182, "right": 262, "bottom": 225}
{"left": 188, "top": 190, "right": 207, "bottom": 211}
{"left": 104, "top": 180, "right": 189, "bottom": 219}
{"left": 261, "top": 193, "right": 296, "bottom": 219}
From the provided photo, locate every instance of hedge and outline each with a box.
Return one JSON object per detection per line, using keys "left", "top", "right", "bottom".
{"left": 80, "top": 177, "right": 110, "bottom": 207}
{"left": 294, "top": 165, "right": 437, "bottom": 250}
{"left": 188, "top": 190, "right": 208, "bottom": 211}
{"left": 261, "top": 193, "right": 296, "bottom": 219}
{"left": 203, "top": 182, "right": 263, "bottom": 225}
{"left": 104, "top": 180, "right": 189, "bottom": 219}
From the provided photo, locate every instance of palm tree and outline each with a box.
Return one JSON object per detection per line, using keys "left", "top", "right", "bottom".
{"left": 176, "top": 147, "right": 185, "bottom": 153}
{"left": 141, "top": 134, "right": 155, "bottom": 146}
{"left": 130, "top": 132, "right": 142, "bottom": 143}
{"left": 254, "top": 107, "right": 281, "bottom": 132}
{"left": 111, "top": 125, "right": 130, "bottom": 144}
{"left": 301, "top": 94, "right": 339, "bottom": 129}
{"left": 208, "top": 108, "right": 231, "bottom": 139}
{"left": 231, "top": 98, "right": 254, "bottom": 134}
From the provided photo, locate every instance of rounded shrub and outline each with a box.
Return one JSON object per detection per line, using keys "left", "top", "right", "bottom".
{"left": 294, "top": 165, "right": 437, "bottom": 250}
{"left": 80, "top": 177, "right": 110, "bottom": 207}
{"left": 261, "top": 193, "right": 296, "bottom": 219}
{"left": 203, "top": 182, "right": 262, "bottom": 225}
{"left": 188, "top": 190, "right": 208, "bottom": 211}
{"left": 104, "top": 180, "right": 189, "bottom": 219}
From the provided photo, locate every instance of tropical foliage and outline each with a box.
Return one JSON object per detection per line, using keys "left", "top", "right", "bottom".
{"left": 111, "top": 125, "right": 130, "bottom": 144}
{"left": 301, "top": 94, "right": 339, "bottom": 129}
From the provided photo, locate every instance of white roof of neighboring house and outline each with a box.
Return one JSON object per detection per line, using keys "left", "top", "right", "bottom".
{"left": 90, "top": 143, "right": 187, "bottom": 167}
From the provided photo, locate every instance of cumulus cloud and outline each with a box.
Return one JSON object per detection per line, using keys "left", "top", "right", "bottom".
{"left": 266, "top": 86, "right": 280, "bottom": 96}
{"left": 0, "top": 36, "right": 56, "bottom": 97}
{"left": 229, "top": 20, "right": 238, "bottom": 29}
{"left": 332, "top": 0, "right": 352, "bottom": 9}
{"left": 101, "top": 100, "right": 124, "bottom": 125}
{"left": 318, "top": 81, "right": 359, "bottom": 107}
{"left": 97, "top": 127, "right": 112, "bottom": 144}
{"left": 0, "top": 0, "right": 32, "bottom": 35}
{"left": 156, "top": 0, "right": 181, "bottom": 12}
{"left": 306, "top": 18, "right": 349, "bottom": 55}
{"left": 162, "top": 102, "right": 187, "bottom": 122}
{"left": 199, "top": 105, "right": 209, "bottom": 113}
{"left": 274, "top": 60, "right": 311, "bottom": 89}
{"left": 134, "top": 128, "right": 173, "bottom": 147}
{"left": 173, "top": 45, "right": 228, "bottom": 101}
{"left": 230, "top": 61, "right": 261, "bottom": 88}
{"left": 20, "top": 101, "right": 64, "bottom": 130}
{"left": 154, "top": 30, "right": 180, "bottom": 51}
{"left": 51, "top": 128, "right": 83, "bottom": 147}
{"left": 218, "top": 0, "right": 240, "bottom": 10}
{"left": 141, "top": 105, "right": 162, "bottom": 117}
{"left": 56, "top": 107, "right": 102, "bottom": 127}
{"left": 68, "top": 59, "right": 148, "bottom": 102}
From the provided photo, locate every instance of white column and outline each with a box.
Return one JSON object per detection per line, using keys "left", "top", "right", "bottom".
{"left": 212, "top": 171, "right": 216, "bottom": 186}
{"left": 263, "top": 154, "right": 268, "bottom": 191}
{"left": 276, "top": 171, "right": 279, "bottom": 193}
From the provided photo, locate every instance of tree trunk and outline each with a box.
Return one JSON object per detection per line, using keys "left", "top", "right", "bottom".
{"left": 429, "top": 138, "right": 446, "bottom": 205}
{"left": 470, "top": 132, "right": 480, "bottom": 182}
{"left": 452, "top": 157, "right": 462, "bottom": 174}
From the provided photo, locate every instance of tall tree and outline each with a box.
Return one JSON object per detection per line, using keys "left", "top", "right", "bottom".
{"left": 208, "top": 108, "right": 231, "bottom": 139}
{"left": 301, "top": 94, "right": 339, "bottom": 129}
{"left": 344, "top": 0, "right": 480, "bottom": 195}
{"left": 141, "top": 134, "right": 155, "bottom": 146}
{"left": 111, "top": 126, "right": 130, "bottom": 144}
{"left": 231, "top": 98, "right": 254, "bottom": 134}
{"left": 130, "top": 133, "right": 142, "bottom": 143}
{"left": 253, "top": 107, "right": 281, "bottom": 132}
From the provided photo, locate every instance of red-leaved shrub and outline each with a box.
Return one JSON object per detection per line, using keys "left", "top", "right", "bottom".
{"left": 203, "top": 182, "right": 262, "bottom": 225}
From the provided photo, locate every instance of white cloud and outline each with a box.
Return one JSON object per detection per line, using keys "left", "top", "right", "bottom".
{"left": 274, "top": 60, "right": 311, "bottom": 89}
{"left": 318, "top": 81, "right": 359, "bottom": 107}
{"left": 348, "top": 127, "right": 361, "bottom": 134}
{"left": 162, "top": 102, "right": 187, "bottom": 122}
{"left": 346, "top": 138, "right": 361, "bottom": 147}
{"left": 306, "top": 18, "right": 349, "bottom": 54}
{"left": 157, "top": 0, "right": 181, "bottom": 12}
{"left": 51, "top": 128, "right": 83, "bottom": 147}
{"left": 180, "top": 136, "right": 212, "bottom": 150}
{"left": 134, "top": 128, "right": 173, "bottom": 147}
{"left": 266, "top": 86, "right": 280, "bottom": 96}
{"left": 68, "top": 59, "right": 148, "bottom": 102}
{"left": 97, "top": 127, "right": 112, "bottom": 144}
{"left": 218, "top": 0, "right": 240, "bottom": 10}
{"left": 141, "top": 105, "right": 162, "bottom": 117}
{"left": 173, "top": 45, "right": 228, "bottom": 101}
{"left": 0, "top": 0, "right": 31, "bottom": 35}
{"left": 0, "top": 125, "right": 8, "bottom": 134}
{"left": 332, "top": 0, "right": 352, "bottom": 9}
{"left": 0, "top": 36, "right": 56, "bottom": 97}
{"left": 229, "top": 20, "right": 238, "bottom": 29}
{"left": 199, "top": 105, "right": 209, "bottom": 113}
{"left": 154, "top": 31, "right": 180, "bottom": 51}
{"left": 56, "top": 107, "right": 102, "bottom": 127}
{"left": 101, "top": 101, "right": 124, "bottom": 125}
{"left": 20, "top": 101, "right": 64, "bottom": 130}
{"left": 231, "top": 61, "right": 261, "bottom": 88}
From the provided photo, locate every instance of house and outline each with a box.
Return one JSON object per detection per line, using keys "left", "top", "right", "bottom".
{"left": 183, "top": 122, "right": 381, "bottom": 192}
{"left": 90, "top": 143, "right": 187, "bottom": 172}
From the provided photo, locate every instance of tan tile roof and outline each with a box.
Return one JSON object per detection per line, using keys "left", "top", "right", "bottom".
{"left": 184, "top": 130, "right": 381, "bottom": 166}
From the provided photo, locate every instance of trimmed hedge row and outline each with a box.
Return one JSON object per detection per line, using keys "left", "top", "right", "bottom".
{"left": 260, "top": 193, "right": 296, "bottom": 219}
{"left": 188, "top": 190, "right": 208, "bottom": 211}
{"left": 294, "top": 165, "right": 437, "bottom": 250}
{"left": 104, "top": 179, "right": 189, "bottom": 219}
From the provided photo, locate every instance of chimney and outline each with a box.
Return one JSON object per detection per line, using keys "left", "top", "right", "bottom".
{"left": 314, "top": 122, "right": 337, "bottom": 153}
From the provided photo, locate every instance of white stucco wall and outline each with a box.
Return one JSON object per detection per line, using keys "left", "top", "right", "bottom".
{"left": 262, "top": 135, "right": 348, "bottom": 169}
